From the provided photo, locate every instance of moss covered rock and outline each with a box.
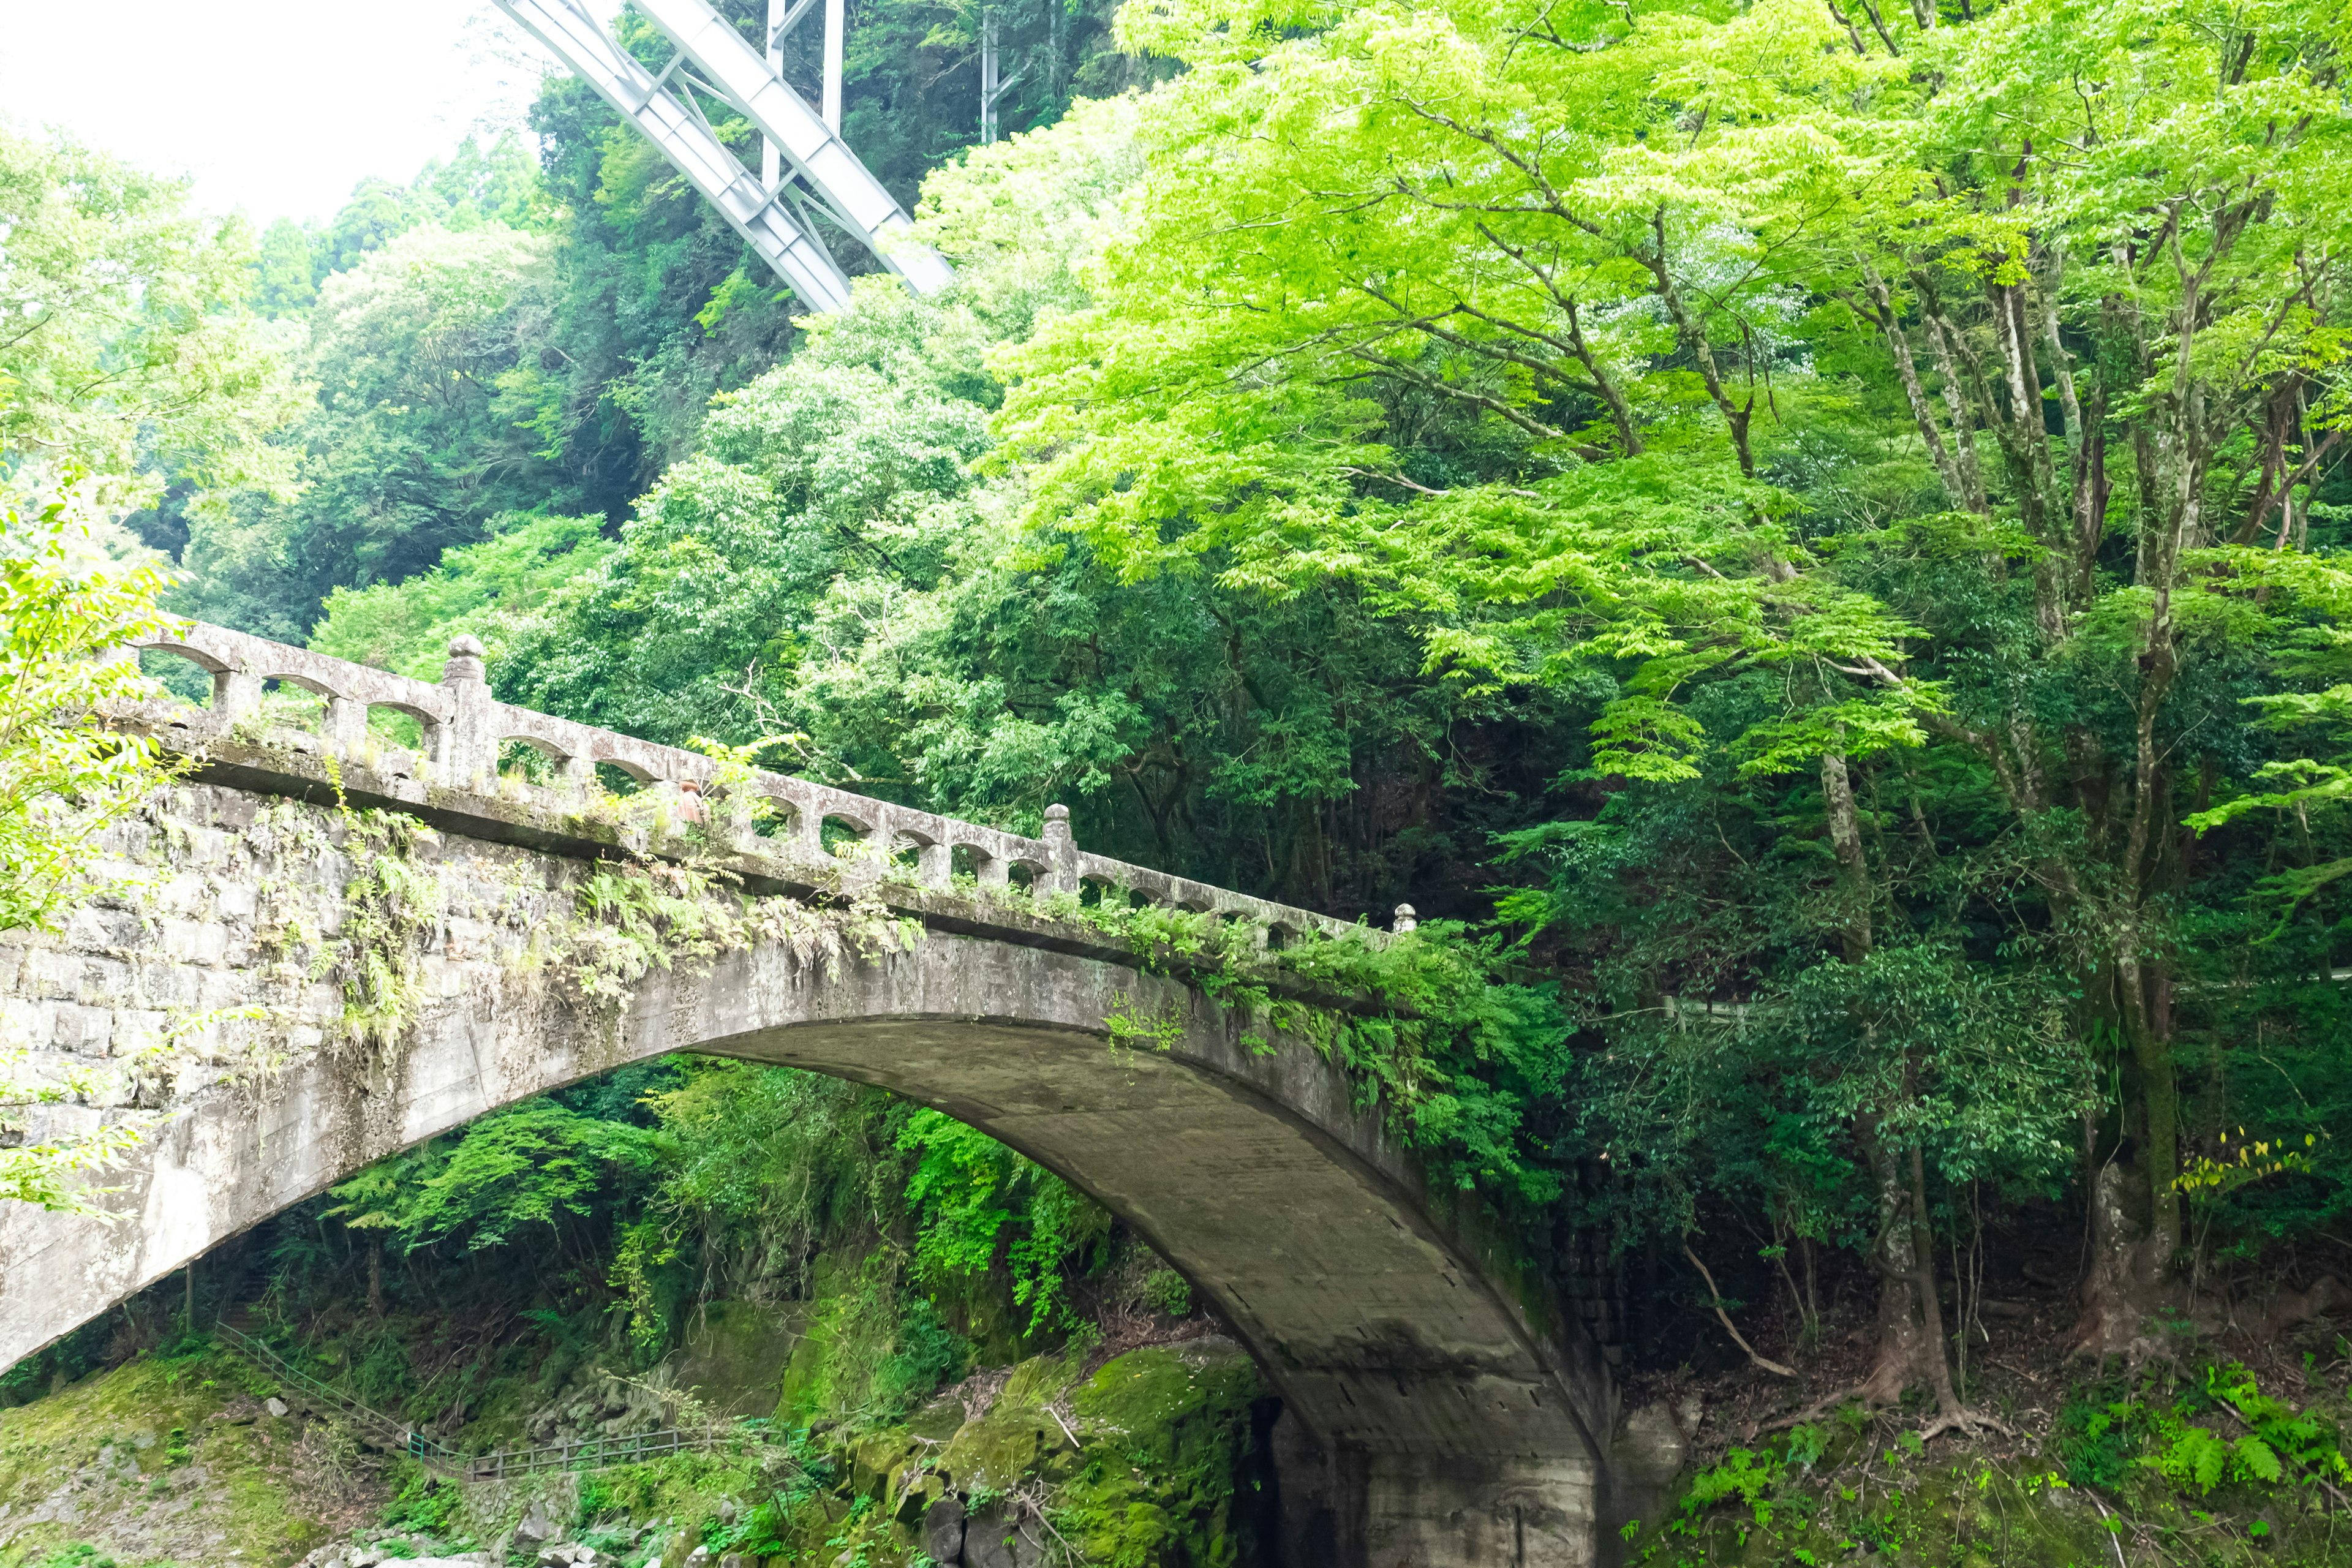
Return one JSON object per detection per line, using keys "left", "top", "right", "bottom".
{"left": 0, "top": 1351, "right": 343, "bottom": 1567}
{"left": 672, "top": 1302, "right": 805, "bottom": 1420}
{"left": 1057, "top": 1339, "right": 1262, "bottom": 1568}
{"left": 938, "top": 1403, "right": 1068, "bottom": 1494}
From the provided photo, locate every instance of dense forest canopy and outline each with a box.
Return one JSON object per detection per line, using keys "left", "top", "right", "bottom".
{"left": 6, "top": 0, "right": 2352, "bottom": 1488}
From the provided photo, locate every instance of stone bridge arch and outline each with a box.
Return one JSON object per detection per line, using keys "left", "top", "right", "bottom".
{"left": 6, "top": 627, "right": 1615, "bottom": 1566}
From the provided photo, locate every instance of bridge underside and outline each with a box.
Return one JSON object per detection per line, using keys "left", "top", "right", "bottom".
{"left": 0, "top": 777, "right": 1606, "bottom": 1565}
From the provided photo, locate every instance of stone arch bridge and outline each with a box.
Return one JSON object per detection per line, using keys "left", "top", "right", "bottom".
{"left": 1, "top": 625, "right": 1616, "bottom": 1566}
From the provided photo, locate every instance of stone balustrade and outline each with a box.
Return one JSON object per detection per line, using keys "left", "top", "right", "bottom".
{"left": 113, "top": 622, "right": 1387, "bottom": 944}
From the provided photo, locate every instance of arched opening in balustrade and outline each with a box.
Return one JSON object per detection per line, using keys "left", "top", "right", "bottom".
{"left": 746, "top": 793, "right": 802, "bottom": 842}
{"left": 1079, "top": 878, "right": 1148, "bottom": 911}
{"left": 136, "top": 646, "right": 221, "bottom": 709}
{"left": 594, "top": 760, "right": 652, "bottom": 797}
{"left": 256, "top": 676, "right": 330, "bottom": 737}
{"left": 1003, "top": 861, "right": 1040, "bottom": 897}
{"left": 887, "top": 831, "right": 937, "bottom": 881}
{"left": 818, "top": 815, "right": 872, "bottom": 859}
{"left": 949, "top": 843, "right": 992, "bottom": 886}
{"left": 496, "top": 737, "right": 565, "bottom": 795}
{"left": 1213, "top": 910, "right": 1259, "bottom": 949}
{"left": 360, "top": 702, "right": 439, "bottom": 771}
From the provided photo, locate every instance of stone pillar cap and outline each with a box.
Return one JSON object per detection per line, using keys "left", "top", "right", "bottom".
{"left": 443, "top": 635, "right": 487, "bottom": 685}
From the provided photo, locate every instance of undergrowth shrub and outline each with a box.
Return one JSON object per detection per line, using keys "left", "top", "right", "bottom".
{"left": 2054, "top": 1363, "right": 2348, "bottom": 1502}
{"left": 381, "top": 1463, "right": 461, "bottom": 1532}
{"left": 2144, "top": 1363, "right": 2349, "bottom": 1498}
{"left": 1671, "top": 1422, "right": 1828, "bottom": 1542}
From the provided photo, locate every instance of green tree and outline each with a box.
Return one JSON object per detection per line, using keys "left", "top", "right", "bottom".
{"left": 250, "top": 217, "right": 318, "bottom": 318}
{"left": 181, "top": 223, "right": 560, "bottom": 636}
{"left": 0, "top": 124, "right": 302, "bottom": 510}
{"left": 0, "top": 491, "right": 182, "bottom": 1209}
{"left": 997, "top": 0, "right": 2352, "bottom": 1398}
{"left": 307, "top": 511, "right": 616, "bottom": 678}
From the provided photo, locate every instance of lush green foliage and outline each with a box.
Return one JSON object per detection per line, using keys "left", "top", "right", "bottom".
{"left": 0, "top": 497, "right": 176, "bottom": 935}
{"left": 898, "top": 1107, "right": 1110, "bottom": 1333}
{"left": 971, "top": 0, "right": 2352, "bottom": 1395}
{"left": 0, "top": 126, "right": 302, "bottom": 511}
{"left": 0, "top": 493, "right": 187, "bottom": 1208}
{"left": 12, "top": 0, "right": 2352, "bottom": 1446}
{"left": 326, "top": 1102, "right": 668, "bottom": 1255}
{"left": 2057, "top": 1362, "right": 2350, "bottom": 1504}
{"left": 230, "top": 0, "right": 2352, "bottom": 1408}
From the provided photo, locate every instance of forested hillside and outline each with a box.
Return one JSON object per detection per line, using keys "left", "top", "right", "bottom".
{"left": 7, "top": 0, "right": 2352, "bottom": 1563}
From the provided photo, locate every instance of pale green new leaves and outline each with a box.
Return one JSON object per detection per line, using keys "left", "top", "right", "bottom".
{"left": 307, "top": 224, "right": 552, "bottom": 421}
{"left": 0, "top": 494, "right": 176, "bottom": 935}
{"left": 1000, "top": 1, "right": 1937, "bottom": 781}
{"left": 1008, "top": 0, "right": 2352, "bottom": 786}
{"left": 0, "top": 124, "right": 305, "bottom": 511}
{"left": 0, "top": 489, "right": 187, "bottom": 1210}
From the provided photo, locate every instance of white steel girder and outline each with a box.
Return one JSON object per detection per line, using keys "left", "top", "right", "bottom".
{"left": 492, "top": 0, "right": 953, "bottom": 310}
{"left": 629, "top": 0, "right": 954, "bottom": 296}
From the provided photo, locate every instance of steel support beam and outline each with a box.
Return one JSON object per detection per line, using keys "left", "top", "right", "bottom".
{"left": 492, "top": 0, "right": 856, "bottom": 311}
{"left": 979, "top": 7, "right": 1025, "bottom": 147}
{"left": 763, "top": 0, "right": 789, "bottom": 190}
{"left": 629, "top": 0, "right": 954, "bottom": 295}
{"left": 494, "top": 0, "right": 953, "bottom": 305}
{"left": 821, "top": 0, "right": 844, "bottom": 133}
{"left": 763, "top": 0, "right": 840, "bottom": 177}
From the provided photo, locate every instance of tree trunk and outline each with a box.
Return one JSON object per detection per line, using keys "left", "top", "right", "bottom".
{"left": 2117, "top": 948, "right": 2183, "bottom": 1254}
{"left": 2068, "top": 972, "right": 2189, "bottom": 1359}
{"left": 1853, "top": 1114, "right": 1940, "bottom": 1407}
{"left": 2072, "top": 1157, "right": 2183, "bottom": 1359}
{"left": 1906, "top": 1126, "right": 1964, "bottom": 1418}
{"left": 1826, "top": 750, "right": 1969, "bottom": 1411}
{"left": 1822, "top": 751, "right": 1871, "bottom": 963}
{"left": 1863, "top": 266, "right": 1972, "bottom": 508}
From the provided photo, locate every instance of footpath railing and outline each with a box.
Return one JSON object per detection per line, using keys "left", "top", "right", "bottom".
{"left": 110, "top": 620, "right": 1404, "bottom": 945}
{"left": 215, "top": 1324, "right": 739, "bottom": 1481}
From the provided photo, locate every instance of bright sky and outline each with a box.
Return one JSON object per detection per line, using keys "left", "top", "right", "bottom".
{"left": 0, "top": 1, "right": 622, "bottom": 225}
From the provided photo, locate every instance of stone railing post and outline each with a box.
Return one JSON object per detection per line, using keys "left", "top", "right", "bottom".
{"left": 561, "top": 751, "right": 596, "bottom": 802}
{"left": 790, "top": 800, "right": 826, "bottom": 864}
{"left": 1392, "top": 903, "right": 1417, "bottom": 935}
{"left": 214, "top": 665, "right": 262, "bottom": 728}
{"left": 1041, "top": 804, "right": 1080, "bottom": 896}
{"left": 440, "top": 635, "right": 495, "bottom": 790}
{"left": 326, "top": 695, "right": 368, "bottom": 755}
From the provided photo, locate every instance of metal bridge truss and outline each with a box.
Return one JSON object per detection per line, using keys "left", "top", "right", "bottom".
{"left": 490, "top": 0, "right": 952, "bottom": 313}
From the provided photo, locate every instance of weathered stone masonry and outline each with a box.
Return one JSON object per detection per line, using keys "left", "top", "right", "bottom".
{"left": 2, "top": 624, "right": 1618, "bottom": 1567}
